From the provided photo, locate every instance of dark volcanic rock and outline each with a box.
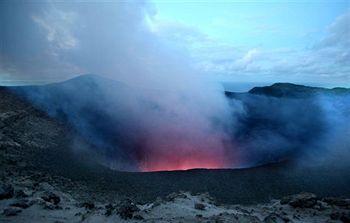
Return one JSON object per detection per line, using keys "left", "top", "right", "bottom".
{"left": 165, "top": 192, "right": 187, "bottom": 202}
{"left": 105, "top": 203, "right": 115, "bottom": 216}
{"left": 263, "top": 213, "right": 289, "bottom": 223}
{"left": 210, "top": 212, "right": 261, "bottom": 223}
{"left": 43, "top": 201, "right": 62, "bottom": 210}
{"left": 133, "top": 214, "right": 144, "bottom": 220}
{"left": 2, "top": 207, "right": 22, "bottom": 216}
{"left": 313, "top": 200, "right": 328, "bottom": 211}
{"left": 330, "top": 211, "right": 350, "bottom": 222}
{"left": 281, "top": 192, "right": 317, "bottom": 208}
{"left": 10, "top": 199, "right": 32, "bottom": 209}
{"left": 116, "top": 199, "right": 139, "bottom": 219}
{"left": 0, "top": 184, "right": 14, "bottom": 200}
{"left": 280, "top": 196, "right": 291, "bottom": 205}
{"left": 41, "top": 191, "right": 61, "bottom": 205}
{"left": 340, "top": 212, "right": 350, "bottom": 223}
{"left": 194, "top": 203, "right": 206, "bottom": 210}
{"left": 80, "top": 201, "right": 95, "bottom": 210}
{"left": 43, "top": 202, "right": 56, "bottom": 210}
{"left": 15, "top": 188, "right": 32, "bottom": 198}
{"left": 323, "top": 197, "right": 350, "bottom": 208}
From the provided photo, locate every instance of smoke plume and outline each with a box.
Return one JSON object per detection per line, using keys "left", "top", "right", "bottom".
{"left": 14, "top": 74, "right": 237, "bottom": 171}
{"left": 0, "top": 1, "right": 238, "bottom": 171}
{"left": 3, "top": 1, "right": 349, "bottom": 171}
{"left": 228, "top": 90, "right": 350, "bottom": 167}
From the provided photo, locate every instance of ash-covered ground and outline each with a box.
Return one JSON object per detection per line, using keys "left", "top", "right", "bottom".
{"left": 1, "top": 81, "right": 350, "bottom": 222}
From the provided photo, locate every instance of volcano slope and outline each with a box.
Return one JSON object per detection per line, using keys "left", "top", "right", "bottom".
{"left": 0, "top": 79, "right": 350, "bottom": 222}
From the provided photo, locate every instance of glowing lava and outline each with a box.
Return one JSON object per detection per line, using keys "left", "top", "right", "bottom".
{"left": 136, "top": 123, "right": 236, "bottom": 172}
{"left": 139, "top": 146, "right": 232, "bottom": 172}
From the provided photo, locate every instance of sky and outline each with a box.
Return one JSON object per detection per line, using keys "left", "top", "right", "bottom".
{"left": 0, "top": 0, "right": 349, "bottom": 88}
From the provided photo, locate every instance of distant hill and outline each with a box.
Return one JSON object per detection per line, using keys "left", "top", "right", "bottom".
{"left": 248, "top": 83, "right": 350, "bottom": 98}
{"left": 7, "top": 74, "right": 140, "bottom": 171}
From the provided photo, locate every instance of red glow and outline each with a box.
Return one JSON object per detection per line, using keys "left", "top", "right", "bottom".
{"left": 136, "top": 123, "right": 237, "bottom": 172}
{"left": 139, "top": 145, "right": 233, "bottom": 172}
{"left": 141, "top": 158, "right": 227, "bottom": 172}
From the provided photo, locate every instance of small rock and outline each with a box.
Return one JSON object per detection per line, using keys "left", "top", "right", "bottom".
{"left": 0, "top": 184, "right": 14, "bottom": 200}
{"left": 10, "top": 199, "right": 32, "bottom": 209}
{"left": 330, "top": 211, "right": 350, "bottom": 222}
{"left": 323, "top": 197, "right": 350, "bottom": 208}
{"left": 38, "top": 182, "right": 54, "bottom": 191}
{"left": 330, "top": 211, "right": 342, "bottom": 220}
{"left": 32, "top": 197, "right": 46, "bottom": 206}
{"left": 194, "top": 203, "right": 206, "bottom": 210}
{"left": 280, "top": 196, "right": 291, "bottom": 205}
{"left": 314, "top": 201, "right": 328, "bottom": 211}
{"left": 133, "top": 214, "right": 144, "bottom": 220}
{"left": 210, "top": 212, "right": 261, "bottom": 223}
{"left": 41, "top": 191, "right": 61, "bottom": 205}
{"left": 165, "top": 192, "right": 187, "bottom": 202}
{"left": 105, "top": 203, "right": 114, "bottom": 216}
{"left": 340, "top": 212, "right": 350, "bottom": 223}
{"left": 292, "top": 214, "right": 300, "bottom": 219}
{"left": 235, "top": 206, "right": 250, "bottom": 214}
{"left": 15, "top": 188, "right": 32, "bottom": 198}
{"left": 44, "top": 202, "right": 56, "bottom": 210}
{"left": 117, "top": 199, "right": 139, "bottom": 219}
{"left": 151, "top": 197, "right": 163, "bottom": 208}
{"left": 264, "top": 213, "right": 289, "bottom": 223}
{"left": 2, "top": 207, "right": 22, "bottom": 216}
{"left": 80, "top": 201, "right": 95, "bottom": 210}
{"left": 285, "top": 192, "right": 318, "bottom": 208}
{"left": 43, "top": 201, "right": 61, "bottom": 210}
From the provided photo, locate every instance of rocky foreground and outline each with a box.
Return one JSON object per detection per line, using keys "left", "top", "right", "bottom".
{"left": 1, "top": 172, "right": 350, "bottom": 223}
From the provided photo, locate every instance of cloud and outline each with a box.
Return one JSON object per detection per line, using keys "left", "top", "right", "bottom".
{"left": 31, "top": 8, "right": 78, "bottom": 50}
{"left": 317, "top": 11, "right": 350, "bottom": 49}
{"left": 1, "top": 1, "right": 349, "bottom": 86}
{"left": 237, "top": 49, "right": 260, "bottom": 65}
{"left": 0, "top": 0, "right": 165, "bottom": 83}
{"left": 0, "top": 1, "right": 83, "bottom": 80}
{"left": 147, "top": 9, "right": 350, "bottom": 85}
{"left": 246, "top": 10, "right": 350, "bottom": 82}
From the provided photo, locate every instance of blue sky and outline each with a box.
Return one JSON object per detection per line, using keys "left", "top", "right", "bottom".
{"left": 153, "top": 1, "right": 346, "bottom": 48}
{"left": 150, "top": 0, "right": 350, "bottom": 86}
{"left": 0, "top": 0, "right": 349, "bottom": 87}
